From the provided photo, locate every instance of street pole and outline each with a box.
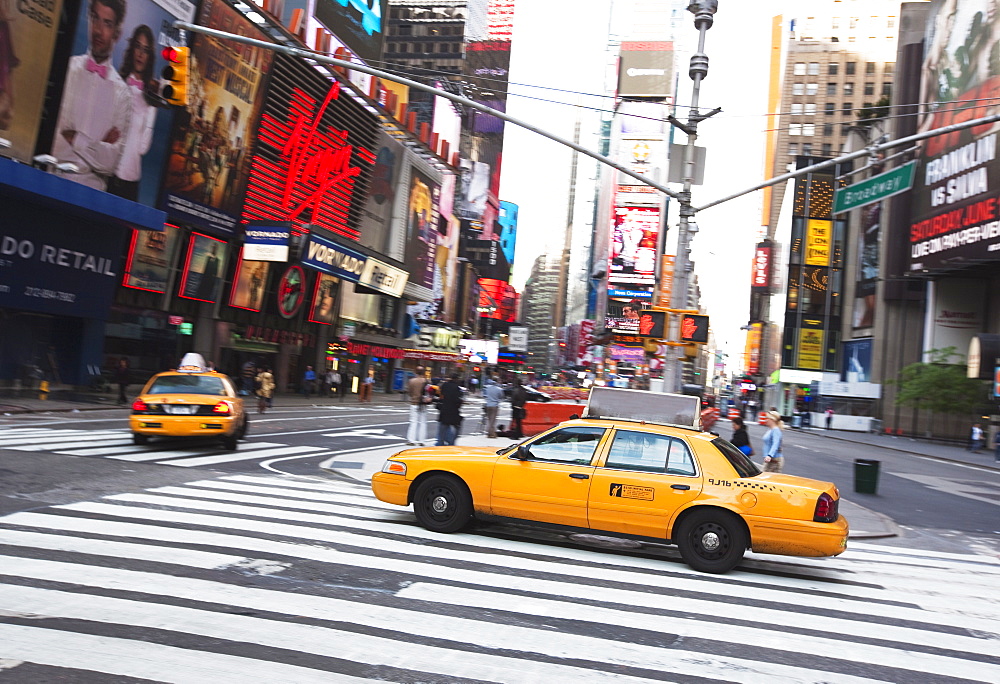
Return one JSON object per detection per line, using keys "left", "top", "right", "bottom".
{"left": 667, "top": 1, "right": 719, "bottom": 393}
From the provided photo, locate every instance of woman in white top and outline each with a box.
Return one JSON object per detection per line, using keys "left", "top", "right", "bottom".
{"left": 762, "top": 410, "right": 785, "bottom": 473}
{"left": 110, "top": 25, "right": 157, "bottom": 201}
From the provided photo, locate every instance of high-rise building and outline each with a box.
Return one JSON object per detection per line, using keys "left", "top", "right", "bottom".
{"left": 522, "top": 255, "right": 562, "bottom": 373}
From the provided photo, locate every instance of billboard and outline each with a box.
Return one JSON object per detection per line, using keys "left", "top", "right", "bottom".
{"left": 609, "top": 206, "right": 659, "bottom": 285}
{"left": 178, "top": 232, "right": 227, "bottom": 302}
{"left": 243, "top": 224, "right": 290, "bottom": 262}
{"left": 405, "top": 166, "right": 439, "bottom": 289}
{"left": 616, "top": 137, "right": 667, "bottom": 206}
{"left": 617, "top": 41, "right": 673, "bottom": 99}
{"left": 122, "top": 224, "right": 181, "bottom": 293}
{"left": 1, "top": 0, "right": 63, "bottom": 162}
{"left": 508, "top": 326, "right": 528, "bottom": 352}
{"left": 842, "top": 339, "right": 873, "bottom": 384}
{"left": 606, "top": 296, "right": 646, "bottom": 334}
{"left": 313, "top": 0, "right": 388, "bottom": 65}
{"left": 357, "top": 130, "right": 405, "bottom": 252}
{"left": 456, "top": 158, "right": 491, "bottom": 220}
{"left": 497, "top": 200, "right": 518, "bottom": 265}
{"left": 308, "top": 272, "right": 340, "bottom": 324}
{"left": 853, "top": 203, "right": 880, "bottom": 328}
{"left": 229, "top": 251, "right": 271, "bottom": 312}
{"left": 910, "top": 0, "right": 1000, "bottom": 271}
{"left": 477, "top": 277, "right": 517, "bottom": 321}
{"left": 49, "top": 0, "right": 195, "bottom": 201}
{"left": 460, "top": 338, "right": 499, "bottom": 365}
{"left": 162, "top": 0, "right": 274, "bottom": 235}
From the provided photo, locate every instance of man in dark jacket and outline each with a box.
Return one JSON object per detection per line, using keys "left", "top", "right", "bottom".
{"left": 435, "top": 373, "right": 464, "bottom": 446}
{"left": 509, "top": 377, "right": 528, "bottom": 438}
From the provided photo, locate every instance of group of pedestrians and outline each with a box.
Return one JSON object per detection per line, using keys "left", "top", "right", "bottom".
{"left": 405, "top": 367, "right": 464, "bottom": 446}
{"left": 730, "top": 411, "right": 785, "bottom": 473}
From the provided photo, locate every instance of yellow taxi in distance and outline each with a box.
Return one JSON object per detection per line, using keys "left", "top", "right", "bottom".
{"left": 129, "top": 353, "right": 248, "bottom": 451}
{"left": 372, "top": 388, "right": 848, "bottom": 574}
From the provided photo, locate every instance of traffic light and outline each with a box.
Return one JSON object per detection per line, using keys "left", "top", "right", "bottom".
{"left": 161, "top": 46, "right": 190, "bottom": 106}
{"left": 679, "top": 314, "right": 710, "bottom": 344}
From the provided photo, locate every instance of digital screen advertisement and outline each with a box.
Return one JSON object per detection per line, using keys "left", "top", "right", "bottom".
{"left": 609, "top": 206, "right": 659, "bottom": 285}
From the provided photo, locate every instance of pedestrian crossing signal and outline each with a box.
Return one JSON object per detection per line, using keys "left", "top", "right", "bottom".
{"left": 161, "top": 46, "right": 190, "bottom": 106}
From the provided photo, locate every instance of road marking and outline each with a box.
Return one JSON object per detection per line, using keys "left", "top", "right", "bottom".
{"left": 103, "top": 441, "right": 289, "bottom": 462}
{"left": 157, "top": 445, "right": 327, "bottom": 468}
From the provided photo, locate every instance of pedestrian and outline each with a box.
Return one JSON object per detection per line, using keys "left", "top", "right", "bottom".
{"left": 114, "top": 357, "right": 130, "bottom": 405}
{"left": 969, "top": 422, "right": 984, "bottom": 453}
{"left": 340, "top": 371, "right": 352, "bottom": 400}
{"left": 483, "top": 376, "right": 505, "bottom": 438}
{"left": 435, "top": 373, "right": 464, "bottom": 446}
{"left": 406, "top": 366, "right": 431, "bottom": 445}
{"left": 825, "top": 407, "right": 834, "bottom": 430}
{"left": 301, "top": 365, "right": 316, "bottom": 396}
{"left": 730, "top": 416, "right": 753, "bottom": 457}
{"left": 509, "top": 376, "right": 528, "bottom": 438}
{"left": 328, "top": 368, "right": 342, "bottom": 398}
{"left": 239, "top": 361, "right": 257, "bottom": 396}
{"left": 994, "top": 429, "right": 1000, "bottom": 463}
{"left": 255, "top": 366, "right": 275, "bottom": 414}
{"left": 360, "top": 371, "right": 374, "bottom": 402}
{"left": 762, "top": 410, "right": 784, "bottom": 472}
{"left": 470, "top": 376, "right": 479, "bottom": 395}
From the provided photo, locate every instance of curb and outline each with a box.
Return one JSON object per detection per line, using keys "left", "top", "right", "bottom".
{"left": 804, "top": 428, "right": 1000, "bottom": 473}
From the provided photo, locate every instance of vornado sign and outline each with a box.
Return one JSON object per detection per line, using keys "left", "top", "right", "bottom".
{"left": 302, "top": 232, "right": 408, "bottom": 297}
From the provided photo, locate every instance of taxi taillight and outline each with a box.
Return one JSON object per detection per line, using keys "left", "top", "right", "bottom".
{"left": 132, "top": 399, "right": 149, "bottom": 413}
{"left": 212, "top": 401, "right": 233, "bottom": 415}
{"left": 813, "top": 493, "right": 838, "bottom": 523}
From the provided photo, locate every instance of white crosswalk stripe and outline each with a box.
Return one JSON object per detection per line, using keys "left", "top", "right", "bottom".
{"left": 0, "top": 473, "right": 998, "bottom": 683}
{"left": 1, "top": 427, "right": 326, "bottom": 468}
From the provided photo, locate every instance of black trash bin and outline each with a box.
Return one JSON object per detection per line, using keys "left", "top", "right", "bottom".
{"left": 854, "top": 459, "right": 881, "bottom": 494}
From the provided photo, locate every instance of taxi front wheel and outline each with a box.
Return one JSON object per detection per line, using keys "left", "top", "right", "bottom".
{"left": 413, "top": 475, "right": 472, "bottom": 533}
{"left": 676, "top": 509, "right": 747, "bottom": 574}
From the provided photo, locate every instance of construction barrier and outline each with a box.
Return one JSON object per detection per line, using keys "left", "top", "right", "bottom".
{"left": 728, "top": 407, "right": 739, "bottom": 419}
{"left": 521, "top": 402, "right": 585, "bottom": 436}
{"left": 701, "top": 407, "right": 720, "bottom": 432}
{"left": 538, "top": 386, "right": 590, "bottom": 402}
{"left": 758, "top": 412, "right": 768, "bottom": 425}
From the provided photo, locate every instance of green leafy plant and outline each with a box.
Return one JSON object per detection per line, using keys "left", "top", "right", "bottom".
{"left": 890, "top": 347, "right": 984, "bottom": 416}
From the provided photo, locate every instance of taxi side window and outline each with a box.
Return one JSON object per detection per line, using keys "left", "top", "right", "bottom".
{"left": 605, "top": 431, "right": 696, "bottom": 476}
{"left": 525, "top": 427, "right": 606, "bottom": 465}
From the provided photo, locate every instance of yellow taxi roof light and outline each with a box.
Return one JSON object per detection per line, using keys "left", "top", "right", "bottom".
{"left": 177, "top": 352, "right": 209, "bottom": 373}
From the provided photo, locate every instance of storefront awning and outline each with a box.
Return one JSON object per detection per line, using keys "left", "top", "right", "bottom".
{"left": 0, "top": 158, "right": 166, "bottom": 231}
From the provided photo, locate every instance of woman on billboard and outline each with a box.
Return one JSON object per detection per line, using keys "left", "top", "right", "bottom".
{"left": 109, "top": 24, "right": 158, "bottom": 201}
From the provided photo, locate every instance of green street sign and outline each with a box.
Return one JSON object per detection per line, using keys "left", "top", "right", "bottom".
{"left": 833, "top": 160, "right": 916, "bottom": 213}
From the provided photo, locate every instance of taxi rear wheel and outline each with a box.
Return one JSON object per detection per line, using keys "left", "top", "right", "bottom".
{"left": 221, "top": 433, "right": 239, "bottom": 451}
{"left": 676, "top": 509, "right": 747, "bottom": 574}
{"left": 132, "top": 433, "right": 149, "bottom": 446}
{"left": 413, "top": 475, "right": 472, "bottom": 533}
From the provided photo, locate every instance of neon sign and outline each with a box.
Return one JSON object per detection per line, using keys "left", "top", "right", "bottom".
{"left": 243, "top": 82, "right": 376, "bottom": 238}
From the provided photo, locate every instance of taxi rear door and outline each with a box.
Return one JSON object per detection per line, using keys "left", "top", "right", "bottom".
{"left": 490, "top": 426, "right": 608, "bottom": 527}
{"left": 588, "top": 429, "right": 703, "bottom": 538}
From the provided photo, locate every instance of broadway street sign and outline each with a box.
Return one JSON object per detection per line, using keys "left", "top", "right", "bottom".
{"left": 833, "top": 161, "right": 917, "bottom": 213}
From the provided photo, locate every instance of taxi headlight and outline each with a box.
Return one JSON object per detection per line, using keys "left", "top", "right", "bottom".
{"left": 381, "top": 460, "right": 407, "bottom": 475}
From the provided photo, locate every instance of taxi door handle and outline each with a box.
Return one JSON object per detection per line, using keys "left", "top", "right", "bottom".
{"left": 671, "top": 484, "right": 690, "bottom": 490}
{"left": 569, "top": 473, "right": 590, "bottom": 479}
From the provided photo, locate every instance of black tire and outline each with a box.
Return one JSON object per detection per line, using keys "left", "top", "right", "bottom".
{"left": 675, "top": 509, "right": 747, "bottom": 574}
{"left": 237, "top": 416, "right": 248, "bottom": 439}
{"left": 412, "top": 475, "right": 473, "bottom": 533}
{"left": 221, "top": 433, "right": 238, "bottom": 451}
{"left": 132, "top": 433, "right": 149, "bottom": 446}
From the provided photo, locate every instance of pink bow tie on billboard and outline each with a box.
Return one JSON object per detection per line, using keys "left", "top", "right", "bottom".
{"left": 86, "top": 58, "right": 108, "bottom": 79}
{"left": 127, "top": 75, "right": 144, "bottom": 90}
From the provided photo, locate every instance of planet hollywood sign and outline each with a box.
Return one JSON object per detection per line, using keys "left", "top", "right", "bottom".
{"left": 243, "top": 325, "right": 316, "bottom": 347}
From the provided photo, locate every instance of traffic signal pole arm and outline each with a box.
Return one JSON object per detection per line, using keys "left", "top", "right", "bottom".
{"left": 173, "top": 20, "right": 682, "bottom": 201}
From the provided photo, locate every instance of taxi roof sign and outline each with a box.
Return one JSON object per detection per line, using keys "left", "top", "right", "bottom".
{"left": 177, "top": 352, "right": 209, "bottom": 373}
{"left": 583, "top": 387, "right": 701, "bottom": 429}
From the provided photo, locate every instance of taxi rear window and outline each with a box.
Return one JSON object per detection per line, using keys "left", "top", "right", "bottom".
{"left": 712, "top": 438, "right": 762, "bottom": 478}
{"left": 148, "top": 375, "right": 226, "bottom": 395}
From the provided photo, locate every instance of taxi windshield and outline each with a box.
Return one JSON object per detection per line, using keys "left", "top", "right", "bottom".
{"left": 712, "top": 437, "right": 762, "bottom": 478}
{"left": 147, "top": 375, "right": 226, "bottom": 396}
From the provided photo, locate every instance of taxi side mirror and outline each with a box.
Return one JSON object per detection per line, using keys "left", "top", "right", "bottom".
{"left": 511, "top": 445, "right": 531, "bottom": 461}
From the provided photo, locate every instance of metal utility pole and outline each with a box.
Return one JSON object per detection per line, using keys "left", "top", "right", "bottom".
{"left": 665, "top": 1, "right": 719, "bottom": 393}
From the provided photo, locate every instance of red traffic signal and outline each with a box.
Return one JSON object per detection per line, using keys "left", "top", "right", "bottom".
{"left": 162, "top": 47, "right": 183, "bottom": 62}
{"left": 160, "top": 46, "right": 190, "bottom": 106}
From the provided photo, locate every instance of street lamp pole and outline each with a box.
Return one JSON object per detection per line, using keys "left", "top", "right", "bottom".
{"left": 666, "top": 1, "right": 719, "bottom": 393}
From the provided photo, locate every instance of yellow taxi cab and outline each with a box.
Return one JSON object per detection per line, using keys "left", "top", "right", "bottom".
{"left": 372, "top": 387, "right": 848, "bottom": 573}
{"left": 129, "top": 353, "right": 248, "bottom": 451}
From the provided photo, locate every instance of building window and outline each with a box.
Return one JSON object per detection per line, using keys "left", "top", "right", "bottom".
{"left": 793, "top": 83, "right": 804, "bottom": 95}
{"left": 825, "top": 102, "right": 836, "bottom": 115}
{"left": 808, "top": 62, "right": 820, "bottom": 75}
{"left": 844, "top": 82, "right": 854, "bottom": 95}
{"left": 793, "top": 62, "right": 806, "bottom": 75}
{"left": 842, "top": 102, "right": 853, "bottom": 115}
{"left": 849, "top": 17, "right": 858, "bottom": 29}
{"left": 827, "top": 82, "right": 837, "bottom": 95}
{"left": 791, "top": 103, "right": 803, "bottom": 115}
{"left": 841, "top": 122, "right": 852, "bottom": 134}
{"left": 846, "top": 62, "right": 856, "bottom": 75}
{"left": 829, "top": 63, "right": 839, "bottom": 75}
{"left": 822, "top": 143, "right": 832, "bottom": 156}
{"left": 864, "top": 82, "right": 874, "bottom": 95}
{"left": 866, "top": 62, "right": 876, "bottom": 74}
{"left": 806, "top": 83, "right": 818, "bottom": 96}
{"left": 398, "top": 43, "right": 409, "bottom": 53}
{"left": 398, "top": 25, "right": 411, "bottom": 35}
{"left": 885, "top": 62, "right": 895, "bottom": 74}
{"left": 802, "top": 143, "right": 813, "bottom": 155}
{"left": 805, "top": 103, "right": 816, "bottom": 115}
{"left": 848, "top": 36, "right": 856, "bottom": 43}
{"left": 882, "top": 83, "right": 892, "bottom": 96}
{"left": 803, "top": 123, "right": 816, "bottom": 136}
{"left": 832, "top": 17, "right": 840, "bottom": 29}
{"left": 789, "top": 123, "right": 802, "bottom": 136}
{"left": 789, "top": 143, "right": 799, "bottom": 157}
{"left": 823, "top": 123, "right": 834, "bottom": 136}
{"left": 888, "top": 16, "right": 896, "bottom": 28}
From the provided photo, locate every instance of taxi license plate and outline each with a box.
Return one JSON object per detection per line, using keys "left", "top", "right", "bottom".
{"left": 165, "top": 405, "right": 196, "bottom": 415}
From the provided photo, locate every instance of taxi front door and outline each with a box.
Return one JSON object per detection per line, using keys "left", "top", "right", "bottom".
{"left": 490, "top": 426, "right": 607, "bottom": 527}
{"left": 588, "top": 431, "right": 703, "bottom": 538}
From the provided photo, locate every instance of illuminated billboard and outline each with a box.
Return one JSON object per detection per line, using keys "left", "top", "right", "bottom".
{"left": 460, "top": 338, "right": 499, "bottom": 365}
{"left": 178, "top": 232, "right": 228, "bottom": 303}
{"left": 229, "top": 250, "right": 271, "bottom": 312}
{"left": 609, "top": 206, "right": 659, "bottom": 286}
{"left": 313, "top": 0, "right": 388, "bottom": 64}
{"left": 478, "top": 277, "right": 517, "bottom": 322}
{"left": 617, "top": 41, "right": 674, "bottom": 99}
{"left": 123, "top": 224, "right": 181, "bottom": 293}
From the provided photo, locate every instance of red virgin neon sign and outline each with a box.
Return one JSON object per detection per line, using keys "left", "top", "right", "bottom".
{"left": 243, "top": 82, "right": 376, "bottom": 238}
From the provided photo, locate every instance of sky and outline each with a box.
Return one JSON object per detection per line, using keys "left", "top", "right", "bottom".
{"left": 500, "top": 1, "right": 780, "bottom": 364}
